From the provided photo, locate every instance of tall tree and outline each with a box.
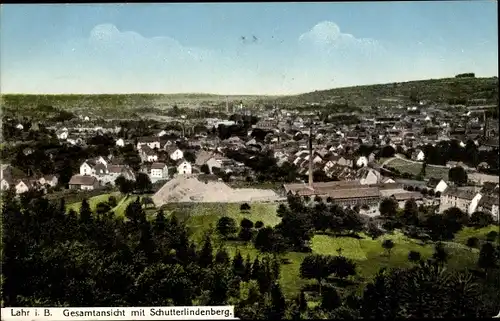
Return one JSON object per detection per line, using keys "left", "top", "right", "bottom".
{"left": 382, "top": 239, "right": 395, "bottom": 259}
{"left": 478, "top": 242, "right": 498, "bottom": 275}
{"left": 379, "top": 198, "right": 398, "bottom": 219}
{"left": 300, "top": 254, "right": 335, "bottom": 295}
{"left": 198, "top": 234, "right": 213, "bottom": 268}
{"left": 268, "top": 283, "right": 286, "bottom": 319}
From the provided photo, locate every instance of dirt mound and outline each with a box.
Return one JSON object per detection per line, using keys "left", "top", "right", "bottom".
{"left": 152, "top": 175, "right": 282, "bottom": 206}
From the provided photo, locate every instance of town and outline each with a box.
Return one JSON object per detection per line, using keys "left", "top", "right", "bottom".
{"left": 1, "top": 81, "right": 499, "bottom": 218}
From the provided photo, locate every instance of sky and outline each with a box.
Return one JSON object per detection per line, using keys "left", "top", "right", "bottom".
{"left": 0, "top": 2, "right": 498, "bottom": 95}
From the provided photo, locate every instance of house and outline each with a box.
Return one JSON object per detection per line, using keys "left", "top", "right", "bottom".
{"left": 1, "top": 179, "right": 10, "bottom": 191}
{"left": 137, "top": 137, "right": 161, "bottom": 150}
{"left": 140, "top": 145, "right": 159, "bottom": 163}
{"left": 356, "top": 156, "right": 369, "bottom": 168}
{"left": 80, "top": 160, "right": 97, "bottom": 176}
{"left": 176, "top": 160, "right": 192, "bottom": 175}
{"left": 56, "top": 130, "right": 68, "bottom": 140}
{"left": 205, "top": 157, "right": 223, "bottom": 174}
{"left": 391, "top": 192, "right": 423, "bottom": 208}
{"left": 434, "top": 179, "right": 449, "bottom": 194}
{"left": 40, "top": 175, "right": 58, "bottom": 187}
{"left": 157, "top": 130, "right": 167, "bottom": 137}
{"left": 476, "top": 194, "right": 500, "bottom": 220}
{"left": 411, "top": 149, "right": 425, "bottom": 161}
{"left": 94, "top": 163, "right": 108, "bottom": 176}
{"left": 66, "top": 136, "right": 84, "bottom": 146}
{"left": 150, "top": 162, "right": 169, "bottom": 180}
{"left": 438, "top": 188, "right": 481, "bottom": 215}
{"left": 116, "top": 138, "right": 125, "bottom": 147}
{"left": 337, "top": 156, "right": 354, "bottom": 168}
{"left": 358, "top": 168, "right": 381, "bottom": 185}
{"left": 15, "top": 180, "right": 30, "bottom": 194}
{"left": 68, "top": 175, "right": 100, "bottom": 190}
{"left": 166, "top": 146, "right": 184, "bottom": 161}
{"left": 106, "top": 165, "right": 135, "bottom": 184}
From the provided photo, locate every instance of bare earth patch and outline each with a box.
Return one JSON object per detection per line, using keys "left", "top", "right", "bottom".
{"left": 152, "top": 175, "right": 285, "bottom": 206}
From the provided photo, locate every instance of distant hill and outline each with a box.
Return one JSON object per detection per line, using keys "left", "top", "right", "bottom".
{"left": 1, "top": 76, "right": 497, "bottom": 116}
{"left": 276, "top": 76, "right": 499, "bottom": 107}
{"left": 0, "top": 93, "right": 272, "bottom": 118}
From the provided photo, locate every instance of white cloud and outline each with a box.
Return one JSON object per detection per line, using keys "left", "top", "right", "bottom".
{"left": 58, "top": 23, "right": 217, "bottom": 71}
{"left": 299, "top": 21, "right": 382, "bottom": 54}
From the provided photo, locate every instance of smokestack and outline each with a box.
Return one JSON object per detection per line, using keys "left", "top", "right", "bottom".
{"left": 226, "top": 96, "right": 229, "bottom": 114}
{"left": 308, "top": 123, "right": 314, "bottom": 189}
{"left": 483, "top": 111, "right": 488, "bottom": 138}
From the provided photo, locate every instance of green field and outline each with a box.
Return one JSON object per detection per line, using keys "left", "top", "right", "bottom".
{"left": 165, "top": 202, "right": 492, "bottom": 298}
{"left": 66, "top": 193, "right": 156, "bottom": 218}
{"left": 66, "top": 192, "right": 124, "bottom": 213}
{"left": 386, "top": 158, "right": 449, "bottom": 180}
{"left": 453, "top": 225, "right": 499, "bottom": 244}
{"left": 163, "top": 202, "right": 281, "bottom": 243}
{"left": 66, "top": 195, "right": 495, "bottom": 299}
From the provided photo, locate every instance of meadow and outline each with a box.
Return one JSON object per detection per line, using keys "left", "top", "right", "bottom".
{"left": 385, "top": 157, "right": 449, "bottom": 180}
{"left": 66, "top": 195, "right": 496, "bottom": 298}
{"left": 163, "top": 202, "right": 493, "bottom": 298}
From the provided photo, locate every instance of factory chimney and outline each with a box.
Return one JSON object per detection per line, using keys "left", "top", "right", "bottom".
{"left": 483, "top": 111, "right": 488, "bottom": 138}
{"left": 308, "top": 122, "right": 314, "bottom": 189}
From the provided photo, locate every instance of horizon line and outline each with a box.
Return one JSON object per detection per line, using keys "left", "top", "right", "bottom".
{"left": 1, "top": 75, "right": 497, "bottom": 97}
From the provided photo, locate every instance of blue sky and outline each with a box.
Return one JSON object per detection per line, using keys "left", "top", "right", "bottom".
{"left": 1, "top": 2, "right": 497, "bottom": 95}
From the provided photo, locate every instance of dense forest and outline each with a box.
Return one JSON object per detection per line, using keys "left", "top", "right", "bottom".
{"left": 2, "top": 190, "right": 500, "bottom": 319}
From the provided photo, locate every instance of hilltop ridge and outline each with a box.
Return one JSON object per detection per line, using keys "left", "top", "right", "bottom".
{"left": 1, "top": 76, "right": 497, "bottom": 114}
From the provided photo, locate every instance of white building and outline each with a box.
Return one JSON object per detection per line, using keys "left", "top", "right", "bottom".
{"left": 434, "top": 180, "right": 449, "bottom": 194}
{"left": 15, "top": 180, "right": 29, "bottom": 194}
{"left": 439, "top": 188, "right": 481, "bottom": 215}
{"left": 116, "top": 138, "right": 125, "bottom": 147}
{"left": 177, "top": 160, "right": 192, "bottom": 175}
{"left": 68, "top": 175, "right": 99, "bottom": 190}
{"left": 80, "top": 161, "right": 95, "bottom": 176}
{"left": 150, "top": 163, "right": 169, "bottom": 180}
{"left": 356, "top": 156, "right": 369, "bottom": 168}
{"left": 167, "top": 147, "right": 184, "bottom": 161}
{"left": 137, "top": 137, "right": 161, "bottom": 150}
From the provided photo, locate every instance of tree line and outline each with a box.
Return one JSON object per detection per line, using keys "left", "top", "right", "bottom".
{"left": 2, "top": 190, "right": 500, "bottom": 318}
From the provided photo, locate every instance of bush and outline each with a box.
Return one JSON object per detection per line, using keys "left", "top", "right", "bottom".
{"left": 470, "top": 211, "right": 494, "bottom": 228}
{"left": 240, "top": 218, "right": 254, "bottom": 229}
{"left": 238, "top": 228, "right": 253, "bottom": 242}
{"left": 408, "top": 250, "right": 421, "bottom": 263}
{"left": 108, "top": 195, "right": 117, "bottom": 207}
{"left": 466, "top": 237, "right": 479, "bottom": 249}
{"left": 407, "top": 185, "right": 414, "bottom": 191}
{"left": 240, "top": 203, "right": 251, "bottom": 212}
{"left": 486, "top": 231, "right": 498, "bottom": 243}
{"left": 254, "top": 221, "right": 264, "bottom": 229}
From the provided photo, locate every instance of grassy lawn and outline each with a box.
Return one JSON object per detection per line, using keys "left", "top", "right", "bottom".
{"left": 165, "top": 202, "right": 280, "bottom": 243}
{"left": 386, "top": 158, "right": 449, "bottom": 180}
{"left": 173, "top": 200, "right": 489, "bottom": 299}
{"left": 66, "top": 193, "right": 158, "bottom": 219}
{"left": 453, "top": 225, "right": 499, "bottom": 244}
{"left": 66, "top": 192, "right": 123, "bottom": 213}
